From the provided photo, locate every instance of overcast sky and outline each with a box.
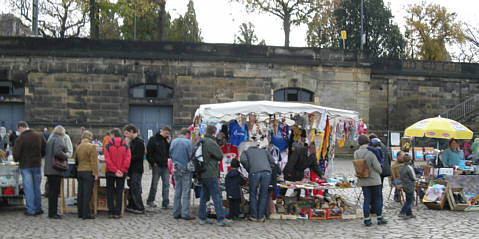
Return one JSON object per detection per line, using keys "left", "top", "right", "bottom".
{"left": 167, "top": 0, "right": 478, "bottom": 47}
{"left": 1, "top": 0, "right": 477, "bottom": 47}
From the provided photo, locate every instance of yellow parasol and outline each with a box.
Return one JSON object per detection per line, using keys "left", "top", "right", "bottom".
{"left": 404, "top": 117, "right": 473, "bottom": 139}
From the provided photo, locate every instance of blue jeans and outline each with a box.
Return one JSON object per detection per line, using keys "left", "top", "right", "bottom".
{"left": 400, "top": 192, "right": 414, "bottom": 215}
{"left": 173, "top": 168, "right": 192, "bottom": 218}
{"left": 198, "top": 177, "right": 225, "bottom": 222}
{"left": 147, "top": 166, "right": 170, "bottom": 207}
{"left": 21, "top": 168, "right": 42, "bottom": 214}
{"left": 249, "top": 171, "right": 271, "bottom": 220}
{"left": 362, "top": 185, "right": 383, "bottom": 222}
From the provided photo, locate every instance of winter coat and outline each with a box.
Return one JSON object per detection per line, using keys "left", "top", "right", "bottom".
{"left": 75, "top": 138, "right": 99, "bottom": 176}
{"left": 240, "top": 146, "right": 275, "bottom": 174}
{"left": 400, "top": 162, "right": 416, "bottom": 194}
{"left": 379, "top": 142, "right": 392, "bottom": 177}
{"left": 13, "top": 129, "right": 46, "bottom": 169}
{"left": 225, "top": 169, "right": 246, "bottom": 199}
{"left": 283, "top": 146, "right": 322, "bottom": 181}
{"left": 354, "top": 145, "right": 382, "bottom": 187}
{"left": 129, "top": 136, "right": 145, "bottom": 175}
{"left": 199, "top": 135, "right": 223, "bottom": 179}
{"left": 146, "top": 133, "right": 170, "bottom": 168}
{"left": 104, "top": 137, "right": 131, "bottom": 174}
{"left": 44, "top": 134, "right": 69, "bottom": 176}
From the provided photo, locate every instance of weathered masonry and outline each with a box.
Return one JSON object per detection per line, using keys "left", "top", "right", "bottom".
{"left": 0, "top": 37, "right": 478, "bottom": 141}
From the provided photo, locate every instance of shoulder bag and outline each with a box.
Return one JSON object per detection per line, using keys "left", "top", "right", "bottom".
{"left": 51, "top": 138, "right": 68, "bottom": 171}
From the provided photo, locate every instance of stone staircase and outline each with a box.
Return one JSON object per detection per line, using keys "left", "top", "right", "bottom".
{"left": 441, "top": 94, "right": 479, "bottom": 131}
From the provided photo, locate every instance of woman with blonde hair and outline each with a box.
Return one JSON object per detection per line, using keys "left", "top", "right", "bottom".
{"left": 75, "top": 130, "right": 99, "bottom": 219}
{"left": 44, "top": 125, "right": 69, "bottom": 219}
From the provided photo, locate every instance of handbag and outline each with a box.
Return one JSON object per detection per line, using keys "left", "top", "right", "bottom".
{"left": 51, "top": 139, "right": 68, "bottom": 171}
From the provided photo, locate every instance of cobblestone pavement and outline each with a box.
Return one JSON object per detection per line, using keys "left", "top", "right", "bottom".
{"left": 1, "top": 158, "right": 478, "bottom": 239}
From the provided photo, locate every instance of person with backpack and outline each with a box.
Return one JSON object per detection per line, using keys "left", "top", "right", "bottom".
{"left": 354, "top": 135, "right": 386, "bottom": 226}
{"left": 170, "top": 128, "right": 195, "bottom": 220}
{"left": 197, "top": 125, "right": 231, "bottom": 227}
{"left": 104, "top": 128, "right": 131, "bottom": 219}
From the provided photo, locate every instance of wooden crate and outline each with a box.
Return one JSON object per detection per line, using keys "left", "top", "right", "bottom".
{"left": 447, "top": 188, "right": 469, "bottom": 211}
{"left": 423, "top": 180, "right": 449, "bottom": 210}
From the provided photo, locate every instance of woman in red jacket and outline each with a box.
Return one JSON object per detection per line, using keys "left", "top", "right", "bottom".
{"left": 104, "top": 128, "right": 131, "bottom": 218}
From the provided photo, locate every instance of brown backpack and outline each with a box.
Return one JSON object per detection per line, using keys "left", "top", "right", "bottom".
{"left": 353, "top": 150, "right": 370, "bottom": 178}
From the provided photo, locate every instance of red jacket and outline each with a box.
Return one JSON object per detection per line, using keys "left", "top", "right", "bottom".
{"left": 104, "top": 137, "right": 131, "bottom": 174}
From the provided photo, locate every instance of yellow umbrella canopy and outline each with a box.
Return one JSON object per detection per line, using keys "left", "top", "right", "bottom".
{"left": 404, "top": 117, "right": 473, "bottom": 139}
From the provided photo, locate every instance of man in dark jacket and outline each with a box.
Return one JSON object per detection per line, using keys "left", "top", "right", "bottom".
{"left": 124, "top": 124, "right": 145, "bottom": 214}
{"left": 13, "top": 121, "right": 46, "bottom": 216}
{"left": 283, "top": 144, "right": 323, "bottom": 182}
{"left": 197, "top": 125, "right": 231, "bottom": 227}
{"left": 146, "top": 126, "right": 171, "bottom": 208}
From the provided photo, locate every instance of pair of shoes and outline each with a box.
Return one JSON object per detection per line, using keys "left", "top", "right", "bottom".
{"left": 24, "top": 212, "right": 35, "bottom": 216}
{"left": 248, "top": 217, "right": 258, "bottom": 222}
{"left": 377, "top": 219, "right": 388, "bottom": 225}
{"left": 161, "top": 205, "right": 172, "bottom": 210}
{"left": 217, "top": 219, "right": 231, "bottom": 227}
{"left": 126, "top": 208, "right": 145, "bottom": 214}
{"left": 257, "top": 217, "right": 266, "bottom": 222}
{"left": 182, "top": 216, "right": 196, "bottom": 220}
{"left": 147, "top": 202, "right": 158, "bottom": 208}
{"left": 34, "top": 210, "right": 44, "bottom": 215}
{"left": 199, "top": 219, "right": 213, "bottom": 225}
{"left": 49, "top": 214, "right": 62, "bottom": 219}
{"left": 174, "top": 215, "right": 181, "bottom": 219}
{"left": 83, "top": 216, "right": 95, "bottom": 220}
{"left": 364, "top": 221, "right": 372, "bottom": 227}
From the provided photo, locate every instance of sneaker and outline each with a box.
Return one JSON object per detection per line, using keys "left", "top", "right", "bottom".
{"left": 377, "top": 218, "right": 388, "bottom": 225}
{"left": 217, "top": 219, "right": 231, "bottom": 227}
{"left": 147, "top": 202, "right": 158, "bottom": 208}
{"left": 161, "top": 205, "right": 172, "bottom": 210}
{"left": 174, "top": 215, "right": 181, "bottom": 219}
{"left": 182, "top": 216, "right": 196, "bottom": 220}
{"left": 24, "top": 212, "right": 35, "bottom": 217}
{"left": 126, "top": 208, "right": 145, "bottom": 214}
{"left": 398, "top": 213, "right": 407, "bottom": 218}
{"left": 257, "top": 217, "right": 266, "bottom": 222}
{"left": 364, "top": 221, "right": 372, "bottom": 227}
{"left": 248, "top": 217, "right": 258, "bottom": 222}
{"left": 407, "top": 214, "right": 416, "bottom": 219}
{"left": 34, "top": 210, "right": 44, "bottom": 216}
{"left": 199, "top": 219, "right": 213, "bottom": 225}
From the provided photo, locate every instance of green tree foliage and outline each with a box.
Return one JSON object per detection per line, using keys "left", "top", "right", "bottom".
{"left": 306, "top": 0, "right": 341, "bottom": 48}
{"left": 234, "top": 0, "right": 318, "bottom": 47}
{"left": 97, "top": 0, "right": 122, "bottom": 39}
{"left": 405, "top": 1, "right": 465, "bottom": 61}
{"left": 166, "top": 0, "right": 202, "bottom": 43}
{"left": 117, "top": 0, "right": 160, "bottom": 40}
{"left": 334, "top": 0, "right": 405, "bottom": 58}
{"left": 234, "top": 22, "right": 265, "bottom": 45}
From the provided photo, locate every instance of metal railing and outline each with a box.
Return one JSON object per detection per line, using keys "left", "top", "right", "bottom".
{"left": 441, "top": 94, "right": 479, "bottom": 121}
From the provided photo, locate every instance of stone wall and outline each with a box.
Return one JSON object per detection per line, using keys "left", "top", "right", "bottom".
{"left": 370, "top": 60, "right": 479, "bottom": 132}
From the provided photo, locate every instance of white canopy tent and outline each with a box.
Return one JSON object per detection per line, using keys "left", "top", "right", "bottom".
{"left": 194, "top": 101, "right": 360, "bottom": 122}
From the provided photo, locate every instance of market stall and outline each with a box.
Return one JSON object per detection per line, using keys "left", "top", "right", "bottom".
{"left": 192, "top": 101, "right": 365, "bottom": 220}
{"left": 403, "top": 116, "right": 476, "bottom": 211}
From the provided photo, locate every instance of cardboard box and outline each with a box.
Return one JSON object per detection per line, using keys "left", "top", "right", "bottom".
{"left": 309, "top": 209, "right": 327, "bottom": 220}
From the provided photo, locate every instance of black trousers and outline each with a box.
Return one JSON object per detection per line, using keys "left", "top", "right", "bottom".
{"left": 228, "top": 198, "right": 241, "bottom": 219}
{"left": 127, "top": 172, "right": 144, "bottom": 211}
{"left": 106, "top": 173, "right": 125, "bottom": 216}
{"left": 47, "top": 175, "right": 62, "bottom": 217}
{"left": 77, "top": 171, "right": 94, "bottom": 218}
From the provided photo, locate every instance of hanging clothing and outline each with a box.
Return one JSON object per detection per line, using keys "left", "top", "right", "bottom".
{"left": 228, "top": 120, "right": 248, "bottom": 147}
{"left": 220, "top": 143, "right": 239, "bottom": 173}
